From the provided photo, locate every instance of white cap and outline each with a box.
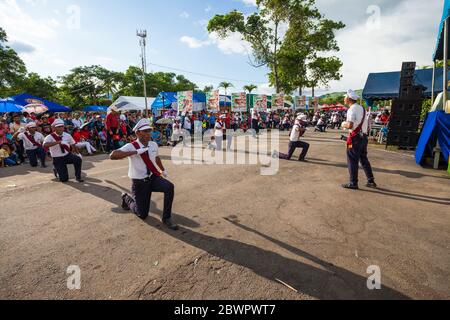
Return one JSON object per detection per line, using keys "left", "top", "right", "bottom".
{"left": 109, "top": 106, "right": 119, "bottom": 113}
{"left": 345, "top": 89, "right": 360, "bottom": 101}
{"left": 297, "top": 115, "right": 307, "bottom": 121}
{"left": 52, "top": 119, "right": 65, "bottom": 127}
{"left": 133, "top": 119, "right": 152, "bottom": 132}
{"left": 26, "top": 122, "right": 37, "bottom": 128}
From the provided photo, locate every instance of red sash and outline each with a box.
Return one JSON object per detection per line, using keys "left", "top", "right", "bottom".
{"left": 51, "top": 133, "right": 71, "bottom": 153}
{"left": 347, "top": 106, "right": 366, "bottom": 149}
{"left": 24, "top": 132, "right": 41, "bottom": 148}
{"left": 132, "top": 141, "right": 161, "bottom": 177}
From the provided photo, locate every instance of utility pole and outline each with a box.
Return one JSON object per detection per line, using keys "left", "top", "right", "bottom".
{"left": 137, "top": 30, "right": 149, "bottom": 118}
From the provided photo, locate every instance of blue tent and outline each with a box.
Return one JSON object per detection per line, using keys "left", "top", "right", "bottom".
{"left": 10, "top": 93, "right": 71, "bottom": 113}
{"left": 0, "top": 99, "right": 23, "bottom": 113}
{"left": 433, "top": 0, "right": 450, "bottom": 60}
{"left": 415, "top": 111, "right": 450, "bottom": 165}
{"left": 83, "top": 105, "right": 109, "bottom": 112}
{"left": 151, "top": 92, "right": 207, "bottom": 115}
{"left": 362, "top": 68, "right": 450, "bottom": 102}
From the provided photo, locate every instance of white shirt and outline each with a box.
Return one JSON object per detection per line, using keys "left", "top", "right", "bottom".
{"left": 119, "top": 140, "right": 159, "bottom": 180}
{"left": 44, "top": 132, "right": 76, "bottom": 158}
{"left": 72, "top": 119, "right": 83, "bottom": 128}
{"left": 214, "top": 122, "right": 224, "bottom": 137}
{"left": 120, "top": 114, "right": 127, "bottom": 122}
{"left": 18, "top": 131, "right": 45, "bottom": 151}
{"left": 184, "top": 118, "right": 192, "bottom": 130}
{"left": 172, "top": 123, "right": 181, "bottom": 135}
{"left": 346, "top": 103, "right": 370, "bottom": 134}
{"left": 290, "top": 124, "right": 302, "bottom": 142}
{"left": 252, "top": 110, "right": 259, "bottom": 120}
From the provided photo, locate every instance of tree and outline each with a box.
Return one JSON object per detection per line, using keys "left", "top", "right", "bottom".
{"left": 307, "top": 56, "right": 343, "bottom": 98}
{"left": 21, "top": 73, "right": 58, "bottom": 101}
{"left": 243, "top": 84, "right": 258, "bottom": 93}
{"left": 208, "top": 0, "right": 291, "bottom": 93}
{"left": 202, "top": 85, "right": 214, "bottom": 93}
{"left": 0, "top": 27, "right": 27, "bottom": 97}
{"left": 219, "top": 82, "right": 234, "bottom": 96}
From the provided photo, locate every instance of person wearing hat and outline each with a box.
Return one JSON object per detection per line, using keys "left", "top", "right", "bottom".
{"left": 341, "top": 89, "right": 376, "bottom": 190}
{"left": 13, "top": 122, "right": 46, "bottom": 168}
{"left": 110, "top": 119, "right": 178, "bottom": 231}
{"left": 106, "top": 106, "right": 120, "bottom": 152}
{"left": 43, "top": 119, "right": 84, "bottom": 183}
{"left": 273, "top": 115, "right": 309, "bottom": 162}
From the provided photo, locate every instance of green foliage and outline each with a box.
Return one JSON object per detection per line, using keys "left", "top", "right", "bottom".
{"left": 219, "top": 82, "right": 234, "bottom": 95}
{"left": 243, "top": 84, "right": 258, "bottom": 93}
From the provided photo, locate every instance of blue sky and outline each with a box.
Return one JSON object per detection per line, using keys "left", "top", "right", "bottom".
{"left": 0, "top": 0, "right": 445, "bottom": 95}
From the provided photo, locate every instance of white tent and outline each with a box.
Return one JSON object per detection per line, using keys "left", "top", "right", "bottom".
{"left": 110, "top": 96, "right": 156, "bottom": 111}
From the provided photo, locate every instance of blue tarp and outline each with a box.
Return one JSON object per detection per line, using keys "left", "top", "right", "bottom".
{"left": 83, "top": 105, "right": 109, "bottom": 112}
{"left": 415, "top": 111, "right": 450, "bottom": 164}
{"left": 10, "top": 93, "right": 71, "bottom": 113}
{"left": 0, "top": 99, "right": 23, "bottom": 113}
{"left": 433, "top": 0, "right": 450, "bottom": 61}
{"left": 151, "top": 92, "right": 208, "bottom": 115}
{"left": 362, "top": 68, "right": 450, "bottom": 101}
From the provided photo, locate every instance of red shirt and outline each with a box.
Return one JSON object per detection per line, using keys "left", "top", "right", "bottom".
{"left": 73, "top": 131, "right": 82, "bottom": 143}
{"left": 106, "top": 113, "right": 119, "bottom": 130}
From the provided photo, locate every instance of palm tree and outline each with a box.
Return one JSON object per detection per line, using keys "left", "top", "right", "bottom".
{"left": 219, "top": 82, "right": 234, "bottom": 96}
{"left": 243, "top": 84, "right": 258, "bottom": 94}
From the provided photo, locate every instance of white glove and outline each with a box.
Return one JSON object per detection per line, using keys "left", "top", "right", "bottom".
{"left": 162, "top": 171, "right": 168, "bottom": 178}
{"left": 137, "top": 148, "right": 149, "bottom": 155}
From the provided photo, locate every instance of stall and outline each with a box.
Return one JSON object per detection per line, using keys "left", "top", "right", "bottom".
{"left": 10, "top": 93, "right": 71, "bottom": 113}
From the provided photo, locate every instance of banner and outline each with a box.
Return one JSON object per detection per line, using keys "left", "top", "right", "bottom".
{"left": 177, "top": 91, "right": 193, "bottom": 115}
{"left": 313, "top": 97, "right": 319, "bottom": 113}
{"left": 272, "top": 94, "right": 285, "bottom": 110}
{"left": 295, "top": 96, "right": 307, "bottom": 110}
{"left": 206, "top": 90, "right": 220, "bottom": 112}
{"left": 232, "top": 93, "right": 247, "bottom": 112}
{"left": 253, "top": 94, "right": 268, "bottom": 112}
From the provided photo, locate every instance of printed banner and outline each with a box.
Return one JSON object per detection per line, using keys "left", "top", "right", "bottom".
{"left": 177, "top": 91, "right": 193, "bottom": 115}
{"left": 295, "top": 96, "right": 307, "bottom": 109}
{"left": 313, "top": 97, "right": 319, "bottom": 113}
{"left": 206, "top": 90, "right": 220, "bottom": 112}
{"left": 253, "top": 94, "right": 268, "bottom": 112}
{"left": 232, "top": 93, "right": 247, "bottom": 112}
{"left": 272, "top": 94, "right": 285, "bottom": 110}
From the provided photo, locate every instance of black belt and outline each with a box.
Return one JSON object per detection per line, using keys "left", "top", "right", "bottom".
{"left": 133, "top": 176, "right": 153, "bottom": 183}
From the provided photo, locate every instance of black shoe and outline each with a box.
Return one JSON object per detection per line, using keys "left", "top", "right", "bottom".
{"left": 121, "top": 193, "right": 130, "bottom": 211}
{"left": 299, "top": 159, "right": 308, "bottom": 162}
{"left": 163, "top": 219, "right": 179, "bottom": 231}
{"left": 41, "top": 164, "right": 47, "bottom": 168}
{"left": 76, "top": 178, "right": 85, "bottom": 183}
{"left": 366, "top": 181, "right": 378, "bottom": 188}
{"left": 342, "top": 183, "right": 359, "bottom": 190}
{"left": 53, "top": 168, "right": 59, "bottom": 179}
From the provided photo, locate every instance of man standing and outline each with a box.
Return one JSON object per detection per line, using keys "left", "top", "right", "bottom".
{"left": 341, "top": 89, "right": 377, "bottom": 190}
{"left": 106, "top": 106, "right": 120, "bottom": 152}
{"left": 43, "top": 119, "right": 84, "bottom": 183}
{"left": 13, "top": 122, "right": 46, "bottom": 168}
{"left": 110, "top": 119, "right": 178, "bottom": 231}
{"left": 274, "top": 115, "right": 310, "bottom": 162}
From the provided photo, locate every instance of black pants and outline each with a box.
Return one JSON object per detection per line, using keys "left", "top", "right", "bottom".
{"left": 279, "top": 141, "right": 310, "bottom": 160}
{"left": 347, "top": 134, "right": 375, "bottom": 185}
{"left": 53, "top": 153, "right": 82, "bottom": 182}
{"left": 125, "top": 175, "right": 175, "bottom": 221}
{"left": 26, "top": 148, "right": 46, "bottom": 167}
{"left": 15, "top": 140, "right": 25, "bottom": 162}
{"left": 252, "top": 119, "right": 259, "bottom": 134}
{"left": 106, "top": 127, "right": 119, "bottom": 152}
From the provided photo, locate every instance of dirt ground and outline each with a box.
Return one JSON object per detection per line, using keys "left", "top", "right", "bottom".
{"left": 0, "top": 130, "right": 449, "bottom": 300}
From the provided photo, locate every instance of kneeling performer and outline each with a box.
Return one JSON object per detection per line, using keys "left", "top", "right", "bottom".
{"left": 110, "top": 119, "right": 178, "bottom": 231}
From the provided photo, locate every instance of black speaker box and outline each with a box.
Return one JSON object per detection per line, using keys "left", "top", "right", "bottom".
{"left": 399, "top": 86, "right": 424, "bottom": 99}
{"left": 401, "top": 69, "right": 415, "bottom": 78}
{"left": 402, "top": 62, "right": 416, "bottom": 71}
{"left": 386, "top": 131, "right": 419, "bottom": 147}
{"left": 388, "top": 116, "right": 421, "bottom": 132}
{"left": 391, "top": 99, "right": 423, "bottom": 116}
{"left": 400, "top": 76, "right": 414, "bottom": 88}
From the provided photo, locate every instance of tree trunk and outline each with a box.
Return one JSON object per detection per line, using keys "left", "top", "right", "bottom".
{"left": 298, "top": 87, "right": 303, "bottom": 96}
{"left": 312, "top": 86, "right": 315, "bottom": 97}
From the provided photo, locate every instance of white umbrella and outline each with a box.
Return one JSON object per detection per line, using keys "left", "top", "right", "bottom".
{"left": 156, "top": 117, "right": 174, "bottom": 125}
{"left": 23, "top": 104, "right": 48, "bottom": 114}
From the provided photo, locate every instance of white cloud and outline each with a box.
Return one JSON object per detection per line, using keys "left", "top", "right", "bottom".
{"left": 205, "top": 5, "right": 212, "bottom": 13}
{"left": 208, "top": 32, "right": 252, "bottom": 55}
{"left": 240, "top": 0, "right": 257, "bottom": 6}
{"left": 179, "top": 11, "right": 190, "bottom": 19}
{"left": 180, "top": 36, "right": 211, "bottom": 49}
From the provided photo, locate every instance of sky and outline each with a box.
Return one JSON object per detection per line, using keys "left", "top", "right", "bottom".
{"left": 0, "top": 0, "right": 445, "bottom": 96}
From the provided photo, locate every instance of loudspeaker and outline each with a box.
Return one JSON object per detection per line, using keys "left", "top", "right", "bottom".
{"left": 388, "top": 116, "right": 421, "bottom": 131}
{"left": 386, "top": 131, "right": 419, "bottom": 148}
{"left": 391, "top": 99, "right": 423, "bottom": 116}
{"left": 400, "top": 76, "right": 414, "bottom": 88}
{"left": 399, "top": 85, "right": 424, "bottom": 99}
{"left": 400, "top": 68, "right": 415, "bottom": 78}
{"left": 401, "top": 62, "right": 416, "bottom": 71}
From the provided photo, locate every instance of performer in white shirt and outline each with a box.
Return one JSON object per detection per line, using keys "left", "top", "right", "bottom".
{"left": 341, "top": 89, "right": 377, "bottom": 190}
{"left": 13, "top": 122, "right": 46, "bottom": 168}
{"left": 274, "top": 115, "right": 310, "bottom": 162}
{"left": 110, "top": 119, "right": 178, "bottom": 231}
{"left": 43, "top": 119, "right": 84, "bottom": 183}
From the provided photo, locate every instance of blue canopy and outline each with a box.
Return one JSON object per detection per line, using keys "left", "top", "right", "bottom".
{"left": 0, "top": 99, "right": 23, "bottom": 113}
{"left": 10, "top": 93, "right": 71, "bottom": 113}
{"left": 362, "top": 68, "right": 450, "bottom": 101}
{"left": 433, "top": 0, "right": 450, "bottom": 61}
{"left": 83, "top": 105, "right": 109, "bottom": 112}
{"left": 415, "top": 111, "right": 450, "bottom": 165}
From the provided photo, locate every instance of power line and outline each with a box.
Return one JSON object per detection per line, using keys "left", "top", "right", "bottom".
{"left": 147, "top": 62, "right": 266, "bottom": 84}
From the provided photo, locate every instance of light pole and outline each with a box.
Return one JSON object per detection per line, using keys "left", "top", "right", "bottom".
{"left": 137, "top": 29, "right": 149, "bottom": 118}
